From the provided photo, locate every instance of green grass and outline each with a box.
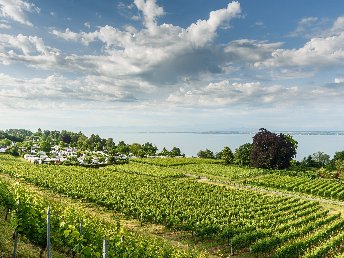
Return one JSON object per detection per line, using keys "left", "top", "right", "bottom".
{"left": 0, "top": 206, "right": 68, "bottom": 258}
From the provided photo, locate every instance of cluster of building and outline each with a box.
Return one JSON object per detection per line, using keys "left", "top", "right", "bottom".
{"left": 23, "top": 145, "right": 114, "bottom": 165}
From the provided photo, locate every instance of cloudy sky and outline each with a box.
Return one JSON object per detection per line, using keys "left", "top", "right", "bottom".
{"left": 1, "top": 0, "right": 344, "bottom": 132}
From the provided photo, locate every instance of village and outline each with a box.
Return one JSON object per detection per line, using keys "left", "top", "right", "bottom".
{"left": 0, "top": 129, "right": 185, "bottom": 166}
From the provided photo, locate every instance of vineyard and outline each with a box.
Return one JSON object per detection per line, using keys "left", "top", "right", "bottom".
{"left": 244, "top": 174, "right": 344, "bottom": 201}
{"left": 0, "top": 155, "right": 344, "bottom": 257}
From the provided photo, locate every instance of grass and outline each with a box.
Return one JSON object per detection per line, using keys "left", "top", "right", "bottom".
{"left": 0, "top": 206, "right": 68, "bottom": 258}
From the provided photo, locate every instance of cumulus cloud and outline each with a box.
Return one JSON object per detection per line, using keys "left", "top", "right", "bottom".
{"left": 0, "top": 33, "right": 62, "bottom": 68}
{"left": 180, "top": 1, "right": 241, "bottom": 47}
{"left": 256, "top": 17, "right": 344, "bottom": 70}
{"left": 134, "top": 0, "right": 164, "bottom": 32}
{"left": 224, "top": 39, "right": 282, "bottom": 63}
{"left": 167, "top": 79, "right": 344, "bottom": 108}
{"left": 0, "top": 73, "right": 140, "bottom": 110}
{"left": 167, "top": 81, "right": 301, "bottom": 107}
{"left": 0, "top": 0, "right": 39, "bottom": 26}
{"left": 48, "top": 1, "right": 241, "bottom": 85}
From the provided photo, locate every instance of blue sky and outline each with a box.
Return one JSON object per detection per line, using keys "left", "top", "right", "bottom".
{"left": 1, "top": 0, "right": 344, "bottom": 132}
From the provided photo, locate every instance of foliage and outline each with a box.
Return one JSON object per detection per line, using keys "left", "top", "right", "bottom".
{"left": 244, "top": 173, "right": 344, "bottom": 201}
{"left": 1, "top": 155, "right": 344, "bottom": 257}
{"left": 234, "top": 143, "right": 252, "bottom": 166}
{"left": 333, "top": 150, "right": 344, "bottom": 162}
{"left": 0, "top": 177, "right": 196, "bottom": 258}
{"left": 250, "top": 128, "right": 297, "bottom": 169}
{"left": 39, "top": 140, "right": 52, "bottom": 153}
{"left": 5, "top": 146, "right": 20, "bottom": 156}
{"left": 169, "top": 147, "right": 183, "bottom": 157}
{"left": 197, "top": 149, "right": 215, "bottom": 159}
{"left": 216, "top": 146, "right": 234, "bottom": 164}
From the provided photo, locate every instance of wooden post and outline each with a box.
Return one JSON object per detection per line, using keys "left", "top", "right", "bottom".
{"left": 12, "top": 231, "right": 18, "bottom": 258}
{"left": 12, "top": 200, "right": 20, "bottom": 258}
{"left": 47, "top": 207, "right": 51, "bottom": 258}
{"left": 103, "top": 239, "right": 108, "bottom": 258}
{"left": 230, "top": 239, "right": 234, "bottom": 256}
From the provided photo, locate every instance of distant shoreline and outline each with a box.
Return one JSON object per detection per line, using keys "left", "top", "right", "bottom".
{"left": 133, "top": 131, "right": 344, "bottom": 136}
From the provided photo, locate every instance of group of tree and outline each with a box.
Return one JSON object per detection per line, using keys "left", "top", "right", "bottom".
{"left": 198, "top": 128, "right": 297, "bottom": 169}
{"left": 197, "top": 147, "right": 235, "bottom": 164}
{"left": 1, "top": 128, "right": 185, "bottom": 159}
{"left": 298, "top": 150, "right": 344, "bottom": 173}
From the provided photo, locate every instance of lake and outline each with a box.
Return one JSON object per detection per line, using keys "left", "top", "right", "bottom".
{"left": 104, "top": 132, "right": 344, "bottom": 160}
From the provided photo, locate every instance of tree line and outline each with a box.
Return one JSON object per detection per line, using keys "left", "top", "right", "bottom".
{"left": 197, "top": 128, "right": 344, "bottom": 175}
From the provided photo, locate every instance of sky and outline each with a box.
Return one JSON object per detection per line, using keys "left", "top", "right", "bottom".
{"left": 1, "top": 0, "right": 344, "bottom": 133}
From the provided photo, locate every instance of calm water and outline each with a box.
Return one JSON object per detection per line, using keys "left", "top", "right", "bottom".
{"left": 106, "top": 132, "right": 344, "bottom": 161}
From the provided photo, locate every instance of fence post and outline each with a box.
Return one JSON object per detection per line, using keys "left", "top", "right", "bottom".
{"left": 230, "top": 239, "right": 234, "bottom": 256}
{"left": 47, "top": 207, "right": 51, "bottom": 258}
{"left": 103, "top": 239, "right": 109, "bottom": 258}
{"left": 12, "top": 200, "right": 20, "bottom": 258}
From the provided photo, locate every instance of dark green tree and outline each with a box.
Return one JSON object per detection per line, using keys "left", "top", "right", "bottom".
{"left": 130, "top": 143, "right": 143, "bottom": 157}
{"left": 159, "top": 147, "right": 170, "bottom": 156}
{"left": 234, "top": 143, "right": 252, "bottom": 166}
{"left": 142, "top": 142, "right": 158, "bottom": 156}
{"left": 117, "top": 141, "right": 130, "bottom": 156}
{"left": 169, "top": 147, "right": 183, "bottom": 157}
{"left": 39, "top": 140, "right": 51, "bottom": 153}
{"left": 217, "top": 146, "right": 234, "bottom": 164}
{"left": 333, "top": 150, "right": 344, "bottom": 162}
{"left": 197, "top": 149, "right": 215, "bottom": 159}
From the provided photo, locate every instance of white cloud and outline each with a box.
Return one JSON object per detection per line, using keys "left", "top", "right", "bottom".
{"left": 167, "top": 81, "right": 301, "bottom": 107}
{"left": 0, "top": 73, "right": 140, "bottom": 110}
{"left": 167, "top": 79, "right": 344, "bottom": 109}
{"left": 134, "top": 0, "right": 164, "bottom": 32}
{"left": 84, "top": 22, "right": 91, "bottom": 29}
{"left": 180, "top": 1, "right": 241, "bottom": 47}
{"left": 0, "top": 0, "right": 39, "bottom": 26}
{"left": 256, "top": 18, "right": 344, "bottom": 70}
{"left": 0, "top": 22, "right": 10, "bottom": 28}
{"left": 224, "top": 39, "right": 282, "bottom": 63}
{"left": 47, "top": 1, "right": 241, "bottom": 85}
{"left": 334, "top": 77, "right": 344, "bottom": 84}
{"left": 288, "top": 17, "right": 319, "bottom": 37}
{"left": 0, "top": 33, "right": 62, "bottom": 69}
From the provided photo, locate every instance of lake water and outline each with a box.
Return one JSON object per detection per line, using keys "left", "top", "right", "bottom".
{"left": 106, "top": 132, "right": 344, "bottom": 161}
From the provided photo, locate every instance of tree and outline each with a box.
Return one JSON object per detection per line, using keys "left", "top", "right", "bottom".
{"left": 333, "top": 150, "right": 344, "bottom": 162}
{"left": 142, "top": 142, "right": 158, "bottom": 156}
{"left": 130, "top": 143, "right": 143, "bottom": 157}
{"left": 197, "top": 149, "right": 215, "bottom": 159}
{"left": 0, "top": 138, "right": 12, "bottom": 147}
{"left": 117, "top": 141, "right": 130, "bottom": 156}
{"left": 159, "top": 147, "right": 170, "bottom": 156}
{"left": 312, "top": 151, "right": 330, "bottom": 167}
{"left": 169, "top": 147, "right": 183, "bottom": 157}
{"left": 234, "top": 143, "right": 252, "bottom": 166}
{"left": 39, "top": 141, "right": 51, "bottom": 153}
{"left": 6, "top": 146, "right": 19, "bottom": 156}
{"left": 217, "top": 146, "right": 234, "bottom": 164}
{"left": 60, "top": 130, "right": 72, "bottom": 144}
{"left": 250, "top": 128, "right": 297, "bottom": 169}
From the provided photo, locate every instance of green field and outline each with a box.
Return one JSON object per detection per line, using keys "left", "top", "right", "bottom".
{"left": 0, "top": 155, "right": 343, "bottom": 257}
